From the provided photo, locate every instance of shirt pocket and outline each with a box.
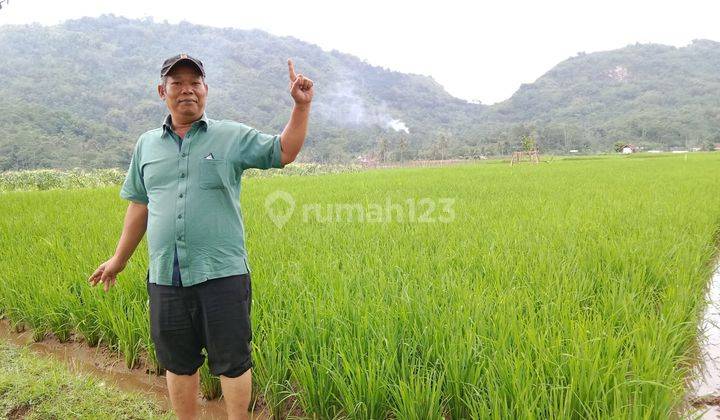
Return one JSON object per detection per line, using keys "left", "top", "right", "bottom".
{"left": 199, "top": 159, "right": 227, "bottom": 189}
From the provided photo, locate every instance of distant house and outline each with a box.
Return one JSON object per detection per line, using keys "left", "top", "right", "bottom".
{"left": 715, "top": 143, "right": 720, "bottom": 151}
{"left": 569, "top": 149, "right": 579, "bottom": 153}
{"left": 621, "top": 144, "right": 638, "bottom": 154}
{"left": 356, "top": 155, "right": 378, "bottom": 167}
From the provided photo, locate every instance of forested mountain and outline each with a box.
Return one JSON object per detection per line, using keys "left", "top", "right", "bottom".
{"left": 0, "top": 15, "right": 478, "bottom": 170}
{"left": 0, "top": 15, "right": 718, "bottom": 171}
{"left": 489, "top": 40, "right": 720, "bottom": 152}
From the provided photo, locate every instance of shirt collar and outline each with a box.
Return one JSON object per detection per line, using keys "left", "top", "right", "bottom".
{"left": 161, "top": 113, "right": 209, "bottom": 137}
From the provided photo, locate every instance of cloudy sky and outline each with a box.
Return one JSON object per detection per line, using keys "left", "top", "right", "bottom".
{"left": 2, "top": 0, "right": 719, "bottom": 104}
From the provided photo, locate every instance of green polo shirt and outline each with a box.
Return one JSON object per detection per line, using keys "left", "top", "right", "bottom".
{"left": 120, "top": 113, "right": 284, "bottom": 287}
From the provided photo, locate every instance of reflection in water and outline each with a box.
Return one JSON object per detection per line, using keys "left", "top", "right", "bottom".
{"left": 692, "top": 265, "right": 720, "bottom": 419}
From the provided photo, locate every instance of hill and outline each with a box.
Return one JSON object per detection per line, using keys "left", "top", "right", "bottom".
{"left": 489, "top": 40, "right": 720, "bottom": 152}
{"left": 1, "top": 16, "right": 718, "bottom": 170}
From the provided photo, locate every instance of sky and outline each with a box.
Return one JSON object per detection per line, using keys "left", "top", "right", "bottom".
{"left": 2, "top": 0, "right": 720, "bottom": 104}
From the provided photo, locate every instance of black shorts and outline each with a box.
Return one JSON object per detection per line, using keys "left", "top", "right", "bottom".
{"left": 147, "top": 273, "right": 253, "bottom": 377}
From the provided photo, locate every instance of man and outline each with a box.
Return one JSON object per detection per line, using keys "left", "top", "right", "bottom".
{"left": 88, "top": 53, "right": 313, "bottom": 420}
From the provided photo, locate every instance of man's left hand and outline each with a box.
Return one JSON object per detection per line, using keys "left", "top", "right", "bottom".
{"left": 288, "top": 59, "right": 314, "bottom": 105}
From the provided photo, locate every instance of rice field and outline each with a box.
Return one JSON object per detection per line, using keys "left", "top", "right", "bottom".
{"left": 1, "top": 153, "right": 719, "bottom": 418}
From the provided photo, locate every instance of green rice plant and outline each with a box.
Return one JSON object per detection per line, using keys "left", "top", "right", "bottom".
{"left": 199, "top": 354, "right": 222, "bottom": 400}
{"left": 441, "top": 331, "right": 487, "bottom": 419}
{"left": 329, "top": 340, "right": 394, "bottom": 419}
{"left": 94, "top": 288, "right": 148, "bottom": 368}
{"left": 138, "top": 297, "right": 160, "bottom": 373}
{"left": 251, "top": 319, "right": 296, "bottom": 418}
{"left": 69, "top": 286, "right": 102, "bottom": 347}
{"left": 1, "top": 153, "right": 719, "bottom": 417}
{"left": 389, "top": 369, "right": 446, "bottom": 419}
{"left": 290, "top": 341, "right": 343, "bottom": 418}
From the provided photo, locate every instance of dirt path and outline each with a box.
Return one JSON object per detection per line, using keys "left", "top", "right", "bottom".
{"left": 0, "top": 318, "right": 256, "bottom": 419}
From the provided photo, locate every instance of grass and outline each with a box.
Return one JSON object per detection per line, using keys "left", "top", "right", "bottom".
{"left": 1, "top": 153, "right": 719, "bottom": 418}
{"left": 0, "top": 340, "right": 171, "bottom": 419}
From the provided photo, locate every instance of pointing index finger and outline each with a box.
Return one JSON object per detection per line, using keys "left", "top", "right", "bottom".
{"left": 287, "top": 59, "right": 297, "bottom": 81}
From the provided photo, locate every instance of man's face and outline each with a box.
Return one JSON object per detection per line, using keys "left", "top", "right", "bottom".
{"left": 158, "top": 63, "right": 208, "bottom": 121}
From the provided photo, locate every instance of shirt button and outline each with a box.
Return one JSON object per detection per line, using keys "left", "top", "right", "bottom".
{"left": 180, "top": 173, "right": 185, "bottom": 178}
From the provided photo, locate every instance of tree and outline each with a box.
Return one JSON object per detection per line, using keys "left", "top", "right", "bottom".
{"left": 438, "top": 132, "right": 450, "bottom": 160}
{"left": 377, "top": 137, "right": 389, "bottom": 162}
{"left": 398, "top": 135, "right": 408, "bottom": 163}
{"left": 521, "top": 135, "right": 536, "bottom": 152}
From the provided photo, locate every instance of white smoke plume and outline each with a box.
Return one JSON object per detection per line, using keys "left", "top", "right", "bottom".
{"left": 315, "top": 79, "right": 410, "bottom": 133}
{"left": 387, "top": 119, "right": 409, "bottom": 133}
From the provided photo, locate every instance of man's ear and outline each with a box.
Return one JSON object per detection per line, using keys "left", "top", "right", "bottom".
{"left": 157, "top": 84, "right": 166, "bottom": 100}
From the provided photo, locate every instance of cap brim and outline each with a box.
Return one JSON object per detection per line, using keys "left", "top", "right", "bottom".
{"left": 162, "top": 58, "right": 205, "bottom": 77}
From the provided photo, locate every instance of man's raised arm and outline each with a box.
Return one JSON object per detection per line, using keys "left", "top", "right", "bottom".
{"left": 280, "top": 59, "right": 314, "bottom": 165}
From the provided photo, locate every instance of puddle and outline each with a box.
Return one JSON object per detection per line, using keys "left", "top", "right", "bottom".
{"left": 0, "top": 318, "right": 261, "bottom": 419}
{"left": 691, "top": 265, "right": 720, "bottom": 418}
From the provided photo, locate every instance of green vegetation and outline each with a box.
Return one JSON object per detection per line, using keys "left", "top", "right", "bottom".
{"left": 0, "top": 340, "right": 171, "bottom": 419}
{"left": 0, "top": 15, "right": 473, "bottom": 171}
{"left": 0, "top": 163, "right": 363, "bottom": 192}
{"left": 2, "top": 16, "right": 720, "bottom": 170}
{"left": 493, "top": 41, "right": 720, "bottom": 153}
{"left": 0, "top": 168, "right": 127, "bottom": 192}
{"left": 1, "top": 154, "right": 719, "bottom": 418}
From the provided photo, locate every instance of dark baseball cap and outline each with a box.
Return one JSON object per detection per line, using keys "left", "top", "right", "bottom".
{"left": 160, "top": 53, "right": 206, "bottom": 78}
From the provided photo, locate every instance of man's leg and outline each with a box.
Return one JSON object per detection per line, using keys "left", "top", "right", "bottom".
{"left": 147, "top": 277, "right": 205, "bottom": 420}
{"left": 166, "top": 369, "right": 200, "bottom": 420}
{"left": 220, "top": 369, "right": 252, "bottom": 420}
{"left": 197, "top": 274, "right": 254, "bottom": 418}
